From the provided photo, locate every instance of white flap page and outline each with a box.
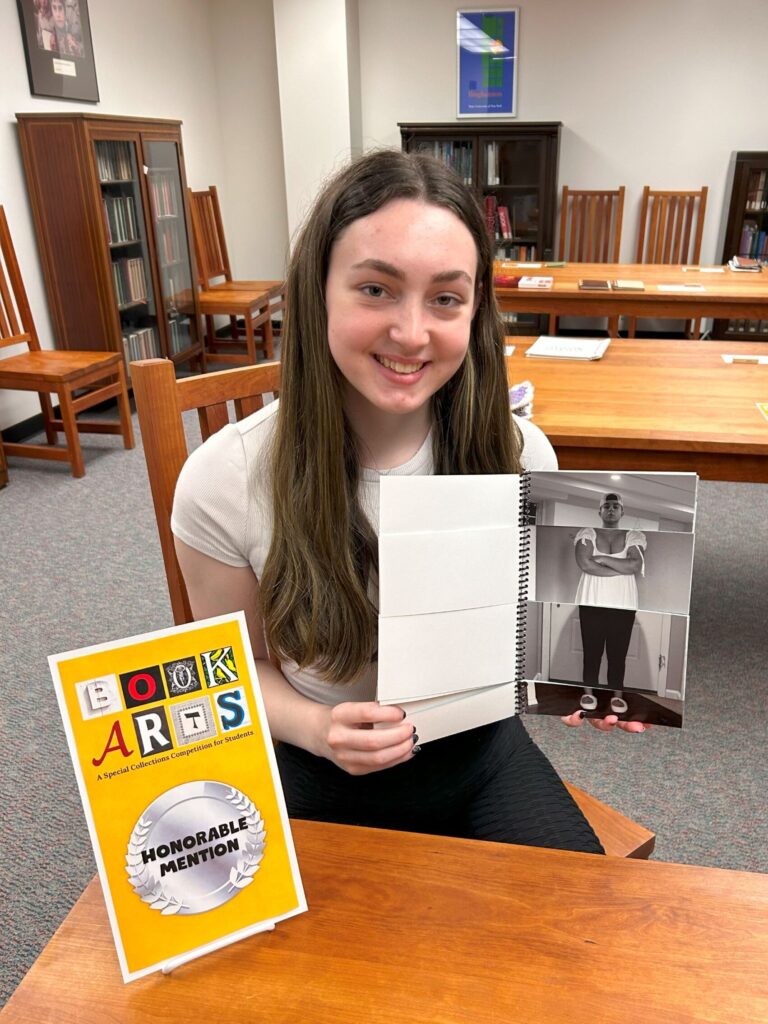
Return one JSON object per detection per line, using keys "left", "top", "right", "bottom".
{"left": 377, "top": 604, "right": 517, "bottom": 703}
{"left": 379, "top": 525, "right": 520, "bottom": 617}
{"left": 379, "top": 475, "right": 520, "bottom": 533}
{"left": 375, "top": 681, "right": 520, "bottom": 745}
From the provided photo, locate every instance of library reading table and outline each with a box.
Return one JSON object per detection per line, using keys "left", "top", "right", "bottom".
{"left": 2, "top": 820, "right": 767, "bottom": 1023}
{"left": 506, "top": 338, "right": 768, "bottom": 482}
{"left": 495, "top": 262, "right": 768, "bottom": 321}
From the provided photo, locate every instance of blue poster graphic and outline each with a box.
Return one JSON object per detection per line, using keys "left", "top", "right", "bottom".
{"left": 457, "top": 9, "right": 518, "bottom": 117}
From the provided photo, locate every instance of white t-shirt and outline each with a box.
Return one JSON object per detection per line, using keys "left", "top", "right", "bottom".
{"left": 172, "top": 400, "right": 558, "bottom": 704}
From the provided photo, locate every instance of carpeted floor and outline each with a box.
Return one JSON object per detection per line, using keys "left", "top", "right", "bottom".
{"left": 0, "top": 409, "right": 766, "bottom": 1005}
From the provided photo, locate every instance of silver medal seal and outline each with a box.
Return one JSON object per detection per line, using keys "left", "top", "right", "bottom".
{"left": 125, "top": 780, "right": 266, "bottom": 915}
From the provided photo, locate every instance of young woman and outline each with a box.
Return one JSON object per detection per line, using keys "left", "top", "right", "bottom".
{"left": 172, "top": 150, "right": 644, "bottom": 855}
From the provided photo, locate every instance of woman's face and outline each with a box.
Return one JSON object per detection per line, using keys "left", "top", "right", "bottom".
{"left": 599, "top": 499, "right": 624, "bottom": 526}
{"left": 324, "top": 198, "right": 478, "bottom": 425}
{"left": 51, "top": 0, "right": 66, "bottom": 27}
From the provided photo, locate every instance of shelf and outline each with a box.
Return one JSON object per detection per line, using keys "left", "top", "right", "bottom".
{"left": 109, "top": 239, "right": 140, "bottom": 249}
{"left": 117, "top": 299, "right": 149, "bottom": 311}
{"left": 100, "top": 178, "right": 136, "bottom": 186}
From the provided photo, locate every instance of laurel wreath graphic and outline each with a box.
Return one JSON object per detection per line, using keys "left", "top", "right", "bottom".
{"left": 125, "top": 786, "right": 266, "bottom": 914}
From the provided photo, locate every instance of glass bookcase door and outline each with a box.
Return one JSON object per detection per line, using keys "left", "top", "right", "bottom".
{"left": 483, "top": 137, "right": 545, "bottom": 262}
{"left": 94, "top": 139, "right": 161, "bottom": 364}
{"left": 143, "top": 138, "right": 196, "bottom": 358}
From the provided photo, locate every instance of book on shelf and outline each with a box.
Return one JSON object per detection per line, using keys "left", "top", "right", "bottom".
{"left": 578, "top": 279, "right": 611, "bottom": 291}
{"left": 746, "top": 169, "right": 767, "bottom": 211}
{"left": 518, "top": 275, "right": 554, "bottom": 290}
{"left": 612, "top": 279, "right": 645, "bottom": 291}
{"left": 95, "top": 140, "right": 133, "bottom": 183}
{"left": 49, "top": 613, "right": 306, "bottom": 983}
{"left": 378, "top": 471, "right": 697, "bottom": 742}
{"left": 525, "top": 335, "right": 610, "bottom": 360}
{"left": 484, "top": 194, "right": 498, "bottom": 240}
{"left": 497, "top": 205, "right": 512, "bottom": 240}
{"left": 122, "top": 325, "right": 160, "bottom": 362}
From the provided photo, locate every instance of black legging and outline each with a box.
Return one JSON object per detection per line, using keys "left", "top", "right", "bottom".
{"left": 579, "top": 605, "right": 636, "bottom": 688}
{"left": 276, "top": 716, "right": 604, "bottom": 854}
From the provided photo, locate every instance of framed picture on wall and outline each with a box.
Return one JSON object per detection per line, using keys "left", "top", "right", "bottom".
{"left": 457, "top": 8, "right": 519, "bottom": 118}
{"left": 16, "top": 0, "right": 99, "bottom": 102}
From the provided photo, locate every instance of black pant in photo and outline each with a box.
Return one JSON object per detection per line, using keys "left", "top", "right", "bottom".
{"left": 579, "top": 605, "right": 636, "bottom": 688}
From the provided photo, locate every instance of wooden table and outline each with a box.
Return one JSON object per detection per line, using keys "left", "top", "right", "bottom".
{"left": 507, "top": 338, "right": 768, "bottom": 482}
{"left": 2, "top": 820, "right": 767, "bottom": 1024}
{"left": 495, "top": 262, "right": 768, "bottom": 320}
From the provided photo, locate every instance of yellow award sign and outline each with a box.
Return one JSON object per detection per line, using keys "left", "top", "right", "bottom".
{"left": 49, "top": 612, "right": 306, "bottom": 982}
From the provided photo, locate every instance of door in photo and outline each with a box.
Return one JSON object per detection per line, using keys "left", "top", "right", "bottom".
{"left": 545, "top": 604, "right": 668, "bottom": 692}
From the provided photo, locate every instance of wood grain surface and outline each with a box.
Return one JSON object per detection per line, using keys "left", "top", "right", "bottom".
{"left": 3, "top": 819, "right": 768, "bottom": 1024}
{"left": 506, "top": 338, "right": 768, "bottom": 480}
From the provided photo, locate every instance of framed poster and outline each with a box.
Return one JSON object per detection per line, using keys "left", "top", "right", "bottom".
{"left": 457, "top": 8, "right": 519, "bottom": 118}
{"left": 16, "top": 0, "right": 99, "bottom": 102}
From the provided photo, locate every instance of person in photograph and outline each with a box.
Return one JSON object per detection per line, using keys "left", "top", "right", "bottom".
{"left": 172, "top": 150, "right": 647, "bottom": 861}
{"left": 574, "top": 493, "right": 646, "bottom": 714}
{"left": 44, "top": 0, "right": 83, "bottom": 56}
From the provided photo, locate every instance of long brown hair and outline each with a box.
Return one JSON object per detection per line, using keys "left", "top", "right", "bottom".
{"left": 260, "top": 149, "right": 522, "bottom": 682}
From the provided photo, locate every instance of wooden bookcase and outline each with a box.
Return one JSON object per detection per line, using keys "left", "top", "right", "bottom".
{"left": 400, "top": 121, "right": 561, "bottom": 334}
{"left": 16, "top": 113, "right": 202, "bottom": 374}
{"left": 714, "top": 150, "right": 768, "bottom": 341}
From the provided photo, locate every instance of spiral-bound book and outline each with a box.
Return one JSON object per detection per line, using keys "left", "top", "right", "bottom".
{"left": 378, "top": 470, "right": 697, "bottom": 742}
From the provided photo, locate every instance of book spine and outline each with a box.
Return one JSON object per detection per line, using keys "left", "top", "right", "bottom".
{"left": 497, "top": 206, "right": 512, "bottom": 240}
{"left": 484, "top": 194, "right": 498, "bottom": 240}
{"left": 515, "top": 471, "right": 533, "bottom": 713}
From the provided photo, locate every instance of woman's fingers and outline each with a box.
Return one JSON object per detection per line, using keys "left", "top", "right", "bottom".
{"left": 560, "top": 711, "right": 650, "bottom": 734}
{"left": 325, "top": 701, "right": 417, "bottom": 774}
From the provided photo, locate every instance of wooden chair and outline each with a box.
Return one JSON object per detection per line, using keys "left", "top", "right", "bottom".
{"left": 549, "top": 186, "right": 625, "bottom": 337}
{"left": 0, "top": 206, "right": 134, "bottom": 478}
{"left": 131, "top": 356, "right": 656, "bottom": 860}
{"left": 187, "top": 185, "right": 284, "bottom": 369}
{"left": 628, "top": 185, "right": 709, "bottom": 337}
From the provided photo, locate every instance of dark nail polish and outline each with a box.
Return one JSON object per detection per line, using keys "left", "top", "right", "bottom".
{"left": 578, "top": 710, "right": 586, "bottom": 719}
{"left": 412, "top": 732, "right": 419, "bottom": 744}
{"left": 412, "top": 744, "right": 421, "bottom": 755}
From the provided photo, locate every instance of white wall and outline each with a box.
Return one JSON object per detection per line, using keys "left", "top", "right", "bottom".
{"left": 357, "top": 0, "right": 768, "bottom": 262}
{"left": 274, "top": 0, "right": 355, "bottom": 238}
{"left": 207, "top": 0, "right": 288, "bottom": 280}
{"left": 0, "top": 0, "right": 228, "bottom": 430}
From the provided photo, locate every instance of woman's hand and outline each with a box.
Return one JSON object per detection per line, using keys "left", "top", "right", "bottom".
{"left": 316, "top": 701, "right": 418, "bottom": 775}
{"left": 561, "top": 710, "right": 649, "bottom": 734}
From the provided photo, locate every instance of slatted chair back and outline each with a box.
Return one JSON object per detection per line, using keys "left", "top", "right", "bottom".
{"left": 131, "top": 357, "right": 281, "bottom": 624}
{"left": 187, "top": 185, "right": 232, "bottom": 287}
{"left": 635, "top": 186, "right": 708, "bottom": 265}
{"left": 557, "top": 186, "right": 626, "bottom": 263}
{"left": 0, "top": 206, "right": 39, "bottom": 353}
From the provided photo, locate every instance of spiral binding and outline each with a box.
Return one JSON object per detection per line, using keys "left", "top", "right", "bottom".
{"left": 515, "top": 471, "right": 533, "bottom": 713}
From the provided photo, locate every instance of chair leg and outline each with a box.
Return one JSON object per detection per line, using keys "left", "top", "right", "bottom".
{"left": 115, "top": 363, "right": 136, "bottom": 449}
{"left": 39, "top": 392, "right": 58, "bottom": 444}
{"left": 262, "top": 316, "right": 275, "bottom": 360}
{"left": 244, "top": 314, "right": 257, "bottom": 365}
{"left": 547, "top": 313, "right": 557, "bottom": 336}
{"left": 58, "top": 387, "right": 86, "bottom": 478}
{"left": 607, "top": 316, "right": 620, "bottom": 337}
{"left": 626, "top": 316, "right": 637, "bottom": 339}
{"left": 205, "top": 315, "right": 217, "bottom": 353}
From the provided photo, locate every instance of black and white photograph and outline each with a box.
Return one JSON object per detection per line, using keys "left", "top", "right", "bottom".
{"left": 522, "top": 472, "right": 696, "bottom": 726}
{"left": 523, "top": 602, "right": 688, "bottom": 728}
